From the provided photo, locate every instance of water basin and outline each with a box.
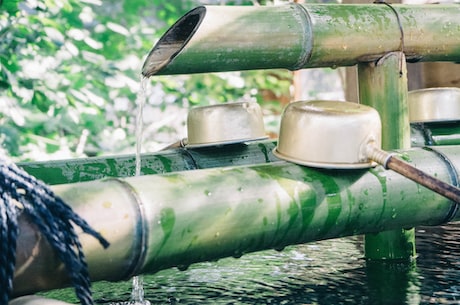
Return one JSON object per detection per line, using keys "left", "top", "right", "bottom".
{"left": 40, "top": 222, "right": 460, "bottom": 304}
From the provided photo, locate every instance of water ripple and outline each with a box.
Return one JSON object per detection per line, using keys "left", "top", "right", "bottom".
{"left": 42, "top": 223, "right": 460, "bottom": 305}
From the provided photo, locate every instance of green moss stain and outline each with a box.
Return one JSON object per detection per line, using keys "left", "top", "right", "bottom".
{"left": 298, "top": 189, "right": 316, "bottom": 233}
{"left": 399, "top": 153, "right": 412, "bottom": 163}
{"left": 159, "top": 207, "right": 176, "bottom": 247}
{"left": 156, "top": 155, "right": 173, "bottom": 173}
{"left": 258, "top": 143, "right": 271, "bottom": 163}
{"left": 275, "top": 197, "right": 282, "bottom": 233}
{"left": 304, "top": 169, "right": 342, "bottom": 236}
{"left": 287, "top": 200, "right": 300, "bottom": 229}
{"left": 343, "top": 189, "right": 355, "bottom": 234}
{"left": 369, "top": 167, "right": 388, "bottom": 222}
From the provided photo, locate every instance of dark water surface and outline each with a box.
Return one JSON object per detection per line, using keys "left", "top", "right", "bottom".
{"left": 43, "top": 222, "right": 460, "bottom": 305}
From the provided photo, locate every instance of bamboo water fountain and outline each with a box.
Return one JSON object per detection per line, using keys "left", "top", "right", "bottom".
{"left": 11, "top": 2, "right": 460, "bottom": 299}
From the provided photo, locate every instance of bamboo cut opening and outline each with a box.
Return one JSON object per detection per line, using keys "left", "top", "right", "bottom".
{"left": 142, "top": 6, "right": 206, "bottom": 77}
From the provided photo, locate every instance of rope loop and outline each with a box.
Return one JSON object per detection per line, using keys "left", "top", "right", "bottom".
{"left": 0, "top": 158, "right": 110, "bottom": 305}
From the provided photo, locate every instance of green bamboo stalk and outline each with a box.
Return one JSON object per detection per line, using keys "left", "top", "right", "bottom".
{"left": 358, "top": 52, "right": 415, "bottom": 260}
{"left": 18, "top": 140, "right": 278, "bottom": 185}
{"left": 412, "top": 123, "right": 460, "bottom": 146}
{"left": 142, "top": 4, "right": 460, "bottom": 77}
{"left": 17, "top": 126, "right": 460, "bottom": 186}
{"left": 13, "top": 146, "right": 460, "bottom": 296}
{"left": 358, "top": 52, "right": 410, "bottom": 150}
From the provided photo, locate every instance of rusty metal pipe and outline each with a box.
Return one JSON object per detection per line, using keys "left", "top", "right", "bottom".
{"left": 367, "top": 145, "right": 460, "bottom": 205}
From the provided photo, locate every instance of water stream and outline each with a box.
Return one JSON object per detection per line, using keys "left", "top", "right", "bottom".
{"left": 130, "top": 76, "right": 150, "bottom": 305}
{"left": 135, "top": 76, "right": 149, "bottom": 177}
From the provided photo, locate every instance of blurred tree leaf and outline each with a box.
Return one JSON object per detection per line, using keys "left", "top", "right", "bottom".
{"left": 1, "top": 0, "right": 291, "bottom": 161}
{"left": 32, "top": 90, "right": 52, "bottom": 112}
{"left": 1, "top": 0, "right": 20, "bottom": 15}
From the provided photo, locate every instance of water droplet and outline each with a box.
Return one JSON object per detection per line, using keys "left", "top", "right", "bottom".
{"left": 177, "top": 265, "right": 190, "bottom": 271}
{"left": 232, "top": 251, "right": 243, "bottom": 258}
{"left": 204, "top": 190, "right": 212, "bottom": 196}
{"left": 238, "top": 186, "right": 244, "bottom": 192}
{"left": 215, "top": 232, "right": 220, "bottom": 237}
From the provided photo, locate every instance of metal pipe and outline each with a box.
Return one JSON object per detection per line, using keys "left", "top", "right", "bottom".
{"left": 12, "top": 146, "right": 460, "bottom": 296}
{"left": 142, "top": 4, "right": 460, "bottom": 77}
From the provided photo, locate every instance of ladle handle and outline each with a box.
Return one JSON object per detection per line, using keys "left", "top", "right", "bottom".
{"left": 386, "top": 156, "right": 460, "bottom": 204}
{"left": 368, "top": 146, "right": 460, "bottom": 203}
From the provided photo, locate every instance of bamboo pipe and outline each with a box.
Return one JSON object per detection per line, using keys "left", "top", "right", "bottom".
{"left": 142, "top": 4, "right": 460, "bottom": 77}
{"left": 12, "top": 146, "right": 460, "bottom": 296}
{"left": 18, "top": 140, "right": 278, "bottom": 185}
{"left": 17, "top": 126, "right": 460, "bottom": 186}
{"left": 358, "top": 51, "right": 414, "bottom": 259}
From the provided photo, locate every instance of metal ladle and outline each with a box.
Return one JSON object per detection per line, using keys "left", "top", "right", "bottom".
{"left": 273, "top": 100, "right": 460, "bottom": 204}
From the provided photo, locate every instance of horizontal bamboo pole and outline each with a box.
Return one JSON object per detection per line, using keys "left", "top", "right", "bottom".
{"left": 19, "top": 125, "right": 460, "bottom": 186}
{"left": 411, "top": 123, "right": 460, "bottom": 146}
{"left": 142, "top": 4, "right": 460, "bottom": 77}
{"left": 13, "top": 146, "right": 460, "bottom": 296}
{"left": 18, "top": 140, "right": 278, "bottom": 185}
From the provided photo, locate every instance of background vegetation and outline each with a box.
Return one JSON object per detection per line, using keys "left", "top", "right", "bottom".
{"left": 0, "top": 0, "right": 293, "bottom": 161}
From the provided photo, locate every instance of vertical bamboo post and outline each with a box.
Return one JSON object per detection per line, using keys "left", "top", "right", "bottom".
{"left": 358, "top": 52, "right": 415, "bottom": 260}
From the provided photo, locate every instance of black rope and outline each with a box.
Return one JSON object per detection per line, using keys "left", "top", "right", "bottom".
{"left": 0, "top": 158, "right": 110, "bottom": 305}
{"left": 0, "top": 187, "right": 18, "bottom": 305}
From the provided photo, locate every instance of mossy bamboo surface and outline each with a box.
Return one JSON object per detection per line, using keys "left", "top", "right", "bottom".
{"left": 20, "top": 125, "right": 460, "bottom": 186}
{"left": 18, "top": 140, "right": 278, "bottom": 185}
{"left": 412, "top": 122, "right": 460, "bottom": 146}
{"left": 358, "top": 52, "right": 415, "bottom": 260}
{"left": 143, "top": 4, "right": 460, "bottom": 77}
{"left": 13, "top": 146, "right": 460, "bottom": 296}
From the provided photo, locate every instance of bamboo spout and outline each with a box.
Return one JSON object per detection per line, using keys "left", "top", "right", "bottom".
{"left": 142, "top": 4, "right": 313, "bottom": 77}
{"left": 142, "top": 4, "right": 460, "bottom": 77}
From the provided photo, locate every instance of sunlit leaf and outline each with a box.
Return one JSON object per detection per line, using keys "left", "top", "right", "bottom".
{"left": 32, "top": 90, "right": 52, "bottom": 112}
{"left": 106, "top": 22, "right": 129, "bottom": 36}
{"left": 1, "top": 0, "right": 20, "bottom": 15}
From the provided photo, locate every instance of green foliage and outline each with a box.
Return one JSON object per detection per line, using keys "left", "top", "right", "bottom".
{"left": 0, "top": 0, "right": 20, "bottom": 15}
{"left": 0, "top": 0, "right": 291, "bottom": 161}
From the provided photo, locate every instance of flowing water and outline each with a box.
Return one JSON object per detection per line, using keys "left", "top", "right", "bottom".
{"left": 43, "top": 222, "right": 460, "bottom": 304}
{"left": 135, "top": 76, "right": 149, "bottom": 177}
{"left": 130, "top": 76, "right": 150, "bottom": 305}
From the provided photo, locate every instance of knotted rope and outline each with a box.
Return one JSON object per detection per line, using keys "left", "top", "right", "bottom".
{"left": 0, "top": 158, "right": 110, "bottom": 305}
